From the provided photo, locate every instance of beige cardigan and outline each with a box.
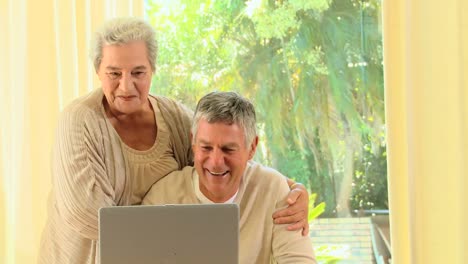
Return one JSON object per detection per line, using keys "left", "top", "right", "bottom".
{"left": 38, "top": 89, "right": 193, "bottom": 264}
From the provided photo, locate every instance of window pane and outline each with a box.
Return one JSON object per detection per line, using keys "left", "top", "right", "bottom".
{"left": 146, "top": 0, "right": 388, "bottom": 263}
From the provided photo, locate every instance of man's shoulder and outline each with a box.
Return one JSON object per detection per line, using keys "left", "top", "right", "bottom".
{"left": 143, "top": 166, "right": 195, "bottom": 205}
{"left": 156, "top": 166, "right": 193, "bottom": 186}
{"left": 244, "top": 161, "right": 289, "bottom": 195}
{"left": 247, "top": 161, "right": 286, "bottom": 183}
{"left": 239, "top": 162, "right": 289, "bottom": 210}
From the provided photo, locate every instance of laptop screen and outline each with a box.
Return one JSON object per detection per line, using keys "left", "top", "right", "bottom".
{"left": 99, "top": 204, "right": 239, "bottom": 264}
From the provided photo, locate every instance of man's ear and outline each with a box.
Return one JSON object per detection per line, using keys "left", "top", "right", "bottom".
{"left": 248, "top": 136, "right": 259, "bottom": 160}
{"left": 190, "top": 132, "right": 195, "bottom": 155}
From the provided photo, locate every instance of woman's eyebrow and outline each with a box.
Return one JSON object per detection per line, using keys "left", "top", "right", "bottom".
{"left": 105, "top": 66, "right": 121, "bottom": 70}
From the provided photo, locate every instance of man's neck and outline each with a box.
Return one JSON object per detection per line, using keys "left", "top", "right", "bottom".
{"left": 192, "top": 172, "right": 240, "bottom": 203}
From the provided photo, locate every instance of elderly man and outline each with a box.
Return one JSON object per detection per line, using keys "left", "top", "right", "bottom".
{"left": 142, "top": 91, "right": 316, "bottom": 263}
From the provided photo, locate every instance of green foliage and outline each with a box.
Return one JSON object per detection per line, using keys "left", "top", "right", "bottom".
{"left": 290, "top": 0, "right": 331, "bottom": 12}
{"left": 251, "top": 5, "right": 299, "bottom": 39}
{"left": 350, "top": 136, "right": 388, "bottom": 210}
{"left": 308, "top": 193, "right": 326, "bottom": 222}
{"left": 314, "top": 244, "right": 349, "bottom": 263}
{"left": 147, "top": 0, "right": 387, "bottom": 217}
{"left": 247, "top": 0, "right": 331, "bottom": 40}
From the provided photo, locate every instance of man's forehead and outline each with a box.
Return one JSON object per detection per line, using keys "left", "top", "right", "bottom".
{"left": 200, "top": 119, "right": 242, "bottom": 130}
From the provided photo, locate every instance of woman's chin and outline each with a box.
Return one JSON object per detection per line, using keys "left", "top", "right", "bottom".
{"left": 113, "top": 102, "right": 142, "bottom": 115}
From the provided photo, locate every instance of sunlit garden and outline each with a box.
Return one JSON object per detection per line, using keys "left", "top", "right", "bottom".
{"left": 147, "top": 0, "right": 386, "bottom": 262}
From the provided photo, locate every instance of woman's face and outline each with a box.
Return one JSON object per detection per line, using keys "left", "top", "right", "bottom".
{"left": 97, "top": 40, "right": 153, "bottom": 116}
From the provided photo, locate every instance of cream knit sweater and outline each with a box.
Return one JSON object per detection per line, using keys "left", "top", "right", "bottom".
{"left": 143, "top": 161, "right": 317, "bottom": 264}
{"left": 38, "top": 89, "right": 192, "bottom": 264}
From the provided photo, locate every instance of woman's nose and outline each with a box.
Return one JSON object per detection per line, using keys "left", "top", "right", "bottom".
{"left": 119, "top": 73, "right": 135, "bottom": 92}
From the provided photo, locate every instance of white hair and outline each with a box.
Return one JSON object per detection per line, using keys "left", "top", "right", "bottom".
{"left": 90, "top": 17, "right": 157, "bottom": 72}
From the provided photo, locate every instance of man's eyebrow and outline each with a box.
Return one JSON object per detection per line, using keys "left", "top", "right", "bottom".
{"left": 104, "top": 65, "right": 148, "bottom": 70}
{"left": 222, "top": 143, "right": 239, "bottom": 149}
{"left": 198, "top": 139, "right": 239, "bottom": 148}
{"left": 133, "top": 65, "right": 148, "bottom": 70}
{"left": 105, "top": 66, "right": 121, "bottom": 71}
{"left": 198, "top": 139, "right": 211, "bottom": 145}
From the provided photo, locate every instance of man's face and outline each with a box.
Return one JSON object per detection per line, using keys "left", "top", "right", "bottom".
{"left": 97, "top": 40, "right": 153, "bottom": 115}
{"left": 192, "top": 118, "right": 257, "bottom": 203}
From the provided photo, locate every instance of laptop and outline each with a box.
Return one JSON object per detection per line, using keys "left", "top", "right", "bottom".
{"left": 99, "top": 204, "right": 239, "bottom": 264}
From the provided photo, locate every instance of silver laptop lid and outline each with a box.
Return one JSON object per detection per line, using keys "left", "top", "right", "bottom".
{"left": 99, "top": 204, "right": 239, "bottom": 264}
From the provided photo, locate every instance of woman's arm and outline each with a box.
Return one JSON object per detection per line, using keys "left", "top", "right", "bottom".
{"left": 52, "top": 108, "right": 116, "bottom": 240}
{"left": 272, "top": 178, "right": 310, "bottom": 236}
{"left": 272, "top": 180, "right": 317, "bottom": 263}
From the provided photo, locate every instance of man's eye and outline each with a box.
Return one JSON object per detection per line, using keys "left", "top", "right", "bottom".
{"left": 201, "top": 146, "right": 212, "bottom": 151}
{"left": 132, "top": 71, "right": 146, "bottom": 78}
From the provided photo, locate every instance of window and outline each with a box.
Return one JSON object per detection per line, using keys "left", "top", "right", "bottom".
{"left": 147, "top": 0, "right": 388, "bottom": 262}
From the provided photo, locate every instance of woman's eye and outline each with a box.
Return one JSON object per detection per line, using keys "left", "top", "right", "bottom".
{"left": 107, "top": 72, "right": 121, "bottom": 79}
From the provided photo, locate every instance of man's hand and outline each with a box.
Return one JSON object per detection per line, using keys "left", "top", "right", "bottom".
{"left": 272, "top": 179, "right": 310, "bottom": 236}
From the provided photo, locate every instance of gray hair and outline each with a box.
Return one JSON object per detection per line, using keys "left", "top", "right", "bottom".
{"left": 192, "top": 91, "right": 257, "bottom": 147}
{"left": 90, "top": 17, "right": 157, "bottom": 72}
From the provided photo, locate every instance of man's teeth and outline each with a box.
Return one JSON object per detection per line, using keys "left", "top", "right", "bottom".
{"left": 209, "top": 170, "right": 228, "bottom": 176}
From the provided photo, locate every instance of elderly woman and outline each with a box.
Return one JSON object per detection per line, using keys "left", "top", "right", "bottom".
{"left": 38, "top": 17, "right": 309, "bottom": 264}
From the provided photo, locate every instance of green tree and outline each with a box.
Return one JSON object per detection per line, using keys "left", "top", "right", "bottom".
{"left": 147, "top": 0, "right": 386, "bottom": 217}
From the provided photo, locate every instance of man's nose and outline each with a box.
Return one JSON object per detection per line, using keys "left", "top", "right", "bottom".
{"left": 209, "top": 149, "right": 225, "bottom": 167}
